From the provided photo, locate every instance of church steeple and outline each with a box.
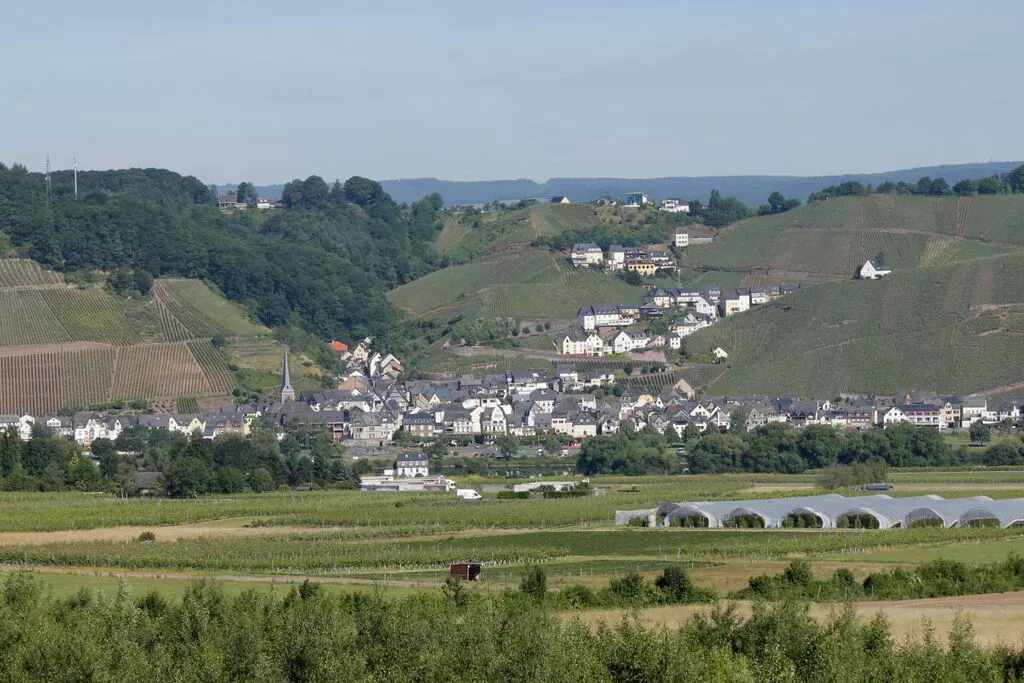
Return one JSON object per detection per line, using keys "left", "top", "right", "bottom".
{"left": 281, "top": 347, "right": 295, "bottom": 402}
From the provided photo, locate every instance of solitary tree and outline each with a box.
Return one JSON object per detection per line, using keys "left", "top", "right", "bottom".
{"left": 969, "top": 421, "right": 992, "bottom": 443}
{"left": 519, "top": 565, "right": 547, "bottom": 602}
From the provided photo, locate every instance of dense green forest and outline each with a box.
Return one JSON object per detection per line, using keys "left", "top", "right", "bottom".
{"left": 0, "top": 572, "right": 1015, "bottom": 681}
{"left": 0, "top": 164, "right": 445, "bottom": 348}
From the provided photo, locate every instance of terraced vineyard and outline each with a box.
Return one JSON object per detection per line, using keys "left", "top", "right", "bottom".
{"left": 0, "top": 259, "right": 64, "bottom": 286}
{"left": 153, "top": 279, "right": 267, "bottom": 338}
{"left": 187, "top": 340, "right": 236, "bottom": 392}
{"left": 0, "top": 291, "right": 72, "bottom": 346}
{"left": 692, "top": 194, "right": 1024, "bottom": 279}
{"left": 686, "top": 250, "right": 1024, "bottom": 396}
{"left": 40, "top": 289, "right": 142, "bottom": 345}
{"left": 61, "top": 348, "right": 118, "bottom": 410}
{"left": 390, "top": 249, "right": 644, "bottom": 321}
{"left": 110, "top": 343, "right": 223, "bottom": 400}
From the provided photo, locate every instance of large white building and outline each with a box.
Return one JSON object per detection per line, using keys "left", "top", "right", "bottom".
{"left": 577, "top": 304, "right": 640, "bottom": 330}
{"left": 570, "top": 243, "right": 604, "bottom": 267}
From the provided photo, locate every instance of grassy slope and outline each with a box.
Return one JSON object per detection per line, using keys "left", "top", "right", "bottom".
{"left": 691, "top": 194, "right": 1024, "bottom": 278}
{"left": 437, "top": 203, "right": 616, "bottom": 261}
{"left": 390, "top": 248, "right": 645, "bottom": 320}
{"left": 686, "top": 249, "right": 1024, "bottom": 396}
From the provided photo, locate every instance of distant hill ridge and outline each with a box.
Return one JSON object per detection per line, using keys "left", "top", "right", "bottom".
{"left": 239, "top": 161, "right": 1022, "bottom": 206}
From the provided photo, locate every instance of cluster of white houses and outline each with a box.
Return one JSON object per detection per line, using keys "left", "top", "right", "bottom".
{"left": 563, "top": 282, "right": 805, "bottom": 358}
{"left": 4, "top": 383, "right": 1020, "bottom": 451}
{"left": 570, "top": 243, "right": 677, "bottom": 275}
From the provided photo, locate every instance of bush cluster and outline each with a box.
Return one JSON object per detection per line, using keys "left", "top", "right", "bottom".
{"left": 0, "top": 572, "right": 1015, "bottom": 681}
{"left": 739, "top": 554, "right": 1024, "bottom": 602}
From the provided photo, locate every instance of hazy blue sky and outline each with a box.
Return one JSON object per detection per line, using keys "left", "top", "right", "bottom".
{"left": 2, "top": 0, "right": 1021, "bottom": 184}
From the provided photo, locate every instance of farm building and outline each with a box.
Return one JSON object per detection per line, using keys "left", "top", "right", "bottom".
{"left": 615, "top": 493, "right": 1024, "bottom": 529}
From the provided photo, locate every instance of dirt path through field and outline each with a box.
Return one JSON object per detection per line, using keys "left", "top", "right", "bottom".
{"left": 975, "top": 381, "right": 1024, "bottom": 397}
{"left": 0, "top": 283, "right": 73, "bottom": 293}
{"left": 0, "top": 341, "right": 113, "bottom": 358}
{"left": 446, "top": 345, "right": 564, "bottom": 361}
{"left": 0, "top": 521, "right": 339, "bottom": 546}
{"left": 785, "top": 224, "right": 1021, "bottom": 249}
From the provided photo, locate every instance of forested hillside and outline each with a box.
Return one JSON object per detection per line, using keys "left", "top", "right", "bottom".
{"left": 0, "top": 164, "right": 446, "bottom": 348}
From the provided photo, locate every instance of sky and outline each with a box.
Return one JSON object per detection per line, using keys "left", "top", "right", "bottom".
{"left": 2, "top": 0, "right": 1021, "bottom": 184}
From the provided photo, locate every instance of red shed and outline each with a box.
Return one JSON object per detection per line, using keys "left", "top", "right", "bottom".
{"left": 449, "top": 562, "right": 482, "bottom": 581}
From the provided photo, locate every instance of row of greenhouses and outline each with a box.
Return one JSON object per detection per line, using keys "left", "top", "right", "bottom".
{"left": 614, "top": 494, "right": 1024, "bottom": 529}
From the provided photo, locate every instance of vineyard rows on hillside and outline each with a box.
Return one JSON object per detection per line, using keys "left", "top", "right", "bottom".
{"left": 0, "top": 291, "right": 72, "bottom": 346}
{"left": 156, "top": 299, "right": 194, "bottom": 342}
{"left": 110, "top": 343, "right": 217, "bottom": 400}
{"left": 61, "top": 348, "right": 118, "bottom": 410}
{"left": 0, "top": 340, "right": 240, "bottom": 415}
{"left": 0, "top": 352, "right": 66, "bottom": 415}
{"left": 0, "top": 259, "right": 64, "bottom": 287}
{"left": 153, "top": 279, "right": 265, "bottom": 338}
{"left": 40, "top": 290, "right": 141, "bottom": 345}
{"left": 620, "top": 370, "right": 686, "bottom": 395}
{"left": 188, "top": 341, "right": 237, "bottom": 393}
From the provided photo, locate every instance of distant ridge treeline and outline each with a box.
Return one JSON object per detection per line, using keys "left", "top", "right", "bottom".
{"left": 238, "top": 162, "right": 1022, "bottom": 206}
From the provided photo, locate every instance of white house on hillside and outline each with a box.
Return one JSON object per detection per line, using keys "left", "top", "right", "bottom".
{"left": 571, "top": 243, "right": 604, "bottom": 267}
{"left": 859, "top": 259, "right": 892, "bottom": 279}
{"left": 624, "top": 192, "right": 650, "bottom": 207}
{"left": 673, "top": 230, "right": 689, "bottom": 248}
{"left": 661, "top": 199, "right": 690, "bottom": 213}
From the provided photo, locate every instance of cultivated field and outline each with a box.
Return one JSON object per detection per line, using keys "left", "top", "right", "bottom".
{"left": 389, "top": 248, "right": 644, "bottom": 320}
{"left": 7, "top": 469, "right": 1024, "bottom": 646}
{"left": 691, "top": 194, "right": 1024, "bottom": 278}
{"left": 0, "top": 258, "right": 64, "bottom": 286}
{"left": 152, "top": 278, "right": 267, "bottom": 338}
{"left": 0, "top": 261, "right": 282, "bottom": 412}
{"left": 686, "top": 249, "right": 1024, "bottom": 396}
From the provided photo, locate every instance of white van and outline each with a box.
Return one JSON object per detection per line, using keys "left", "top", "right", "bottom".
{"left": 456, "top": 488, "right": 482, "bottom": 501}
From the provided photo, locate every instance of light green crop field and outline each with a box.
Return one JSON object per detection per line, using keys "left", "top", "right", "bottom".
{"left": 2, "top": 471, "right": 1024, "bottom": 601}
{"left": 685, "top": 249, "right": 1024, "bottom": 397}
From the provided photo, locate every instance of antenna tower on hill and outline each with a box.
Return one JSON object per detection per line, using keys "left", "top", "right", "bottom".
{"left": 44, "top": 154, "right": 52, "bottom": 199}
{"left": 73, "top": 154, "right": 78, "bottom": 199}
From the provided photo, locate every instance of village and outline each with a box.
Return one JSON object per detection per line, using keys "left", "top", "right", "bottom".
{"left": 2, "top": 332, "right": 1019, "bottom": 461}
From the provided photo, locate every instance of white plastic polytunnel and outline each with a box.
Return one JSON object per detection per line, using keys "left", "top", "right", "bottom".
{"left": 957, "top": 500, "right": 1024, "bottom": 528}
{"left": 783, "top": 495, "right": 894, "bottom": 529}
{"left": 902, "top": 496, "right": 993, "bottom": 528}
{"left": 617, "top": 494, "right": 1024, "bottom": 529}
